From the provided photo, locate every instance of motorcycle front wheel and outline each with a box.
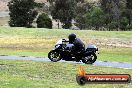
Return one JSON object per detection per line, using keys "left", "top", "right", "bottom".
{"left": 82, "top": 53, "right": 97, "bottom": 64}
{"left": 48, "top": 50, "right": 61, "bottom": 62}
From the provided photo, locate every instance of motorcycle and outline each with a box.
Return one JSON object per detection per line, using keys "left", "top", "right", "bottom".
{"left": 48, "top": 39, "right": 98, "bottom": 64}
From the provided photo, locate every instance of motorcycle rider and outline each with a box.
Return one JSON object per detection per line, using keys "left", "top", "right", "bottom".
{"left": 68, "top": 33, "right": 85, "bottom": 55}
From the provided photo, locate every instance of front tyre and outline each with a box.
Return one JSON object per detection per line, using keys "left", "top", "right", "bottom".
{"left": 82, "top": 53, "right": 97, "bottom": 64}
{"left": 48, "top": 50, "right": 61, "bottom": 62}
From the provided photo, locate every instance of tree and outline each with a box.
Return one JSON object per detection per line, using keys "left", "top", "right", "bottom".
{"left": 8, "top": 0, "right": 38, "bottom": 27}
{"left": 75, "top": 15, "right": 87, "bottom": 30}
{"left": 126, "top": 0, "right": 132, "bottom": 25}
{"left": 126, "top": 23, "right": 132, "bottom": 30}
{"left": 100, "top": 0, "right": 131, "bottom": 30}
{"left": 47, "top": 0, "right": 85, "bottom": 29}
{"left": 126, "top": 0, "right": 132, "bottom": 9}
{"left": 75, "top": 2, "right": 93, "bottom": 29}
{"left": 87, "top": 7, "right": 105, "bottom": 30}
{"left": 48, "top": 0, "right": 84, "bottom": 5}
{"left": 49, "top": 0, "right": 77, "bottom": 29}
{"left": 36, "top": 13, "right": 52, "bottom": 29}
{"left": 108, "top": 21, "right": 118, "bottom": 31}
{"left": 120, "top": 17, "right": 129, "bottom": 30}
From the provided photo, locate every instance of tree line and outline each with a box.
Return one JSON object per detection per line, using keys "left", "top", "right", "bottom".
{"left": 8, "top": 0, "right": 132, "bottom": 30}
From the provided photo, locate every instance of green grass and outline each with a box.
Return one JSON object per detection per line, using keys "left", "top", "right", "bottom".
{"left": 0, "top": 27, "right": 132, "bottom": 39}
{"left": 0, "top": 27, "right": 132, "bottom": 88}
{"left": 0, "top": 27, "right": 132, "bottom": 62}
{"left": 99, "top": 47, "right": 132, "bottom": 62}
{"left": 0, "top": 48, "right": 48, "bottom": 58}
{"left": 0, "top": 59, "right": 132, "bottom": 88}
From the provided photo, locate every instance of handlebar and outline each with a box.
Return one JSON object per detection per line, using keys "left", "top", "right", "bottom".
{"left": 62, "top": 39, "right": 69, "bottom": 42}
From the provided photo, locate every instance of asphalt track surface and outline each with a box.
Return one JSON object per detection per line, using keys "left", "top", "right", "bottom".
{"left": 0, "top": 55, "right": 132, "bottom": 69}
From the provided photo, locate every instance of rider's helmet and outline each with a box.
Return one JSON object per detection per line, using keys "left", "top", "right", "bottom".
{"left": 68, "top": 33, "right": 76, "bottom": 43}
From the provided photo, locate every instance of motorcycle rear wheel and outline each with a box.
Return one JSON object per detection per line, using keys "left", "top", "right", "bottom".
{"left": 48, "top": 50, "right": 61, "bottom": 62}
{"left": 82, "top": 53, "right": 97, "bottom": 64}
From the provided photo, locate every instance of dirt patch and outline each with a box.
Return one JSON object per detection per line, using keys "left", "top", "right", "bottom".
{"left": 84, "top": 37, "right": 132, "bottom": 48}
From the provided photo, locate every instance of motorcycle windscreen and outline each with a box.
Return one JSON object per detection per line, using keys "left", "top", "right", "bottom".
{"left": 56, "top": 39, "right": 63, "bottom": 45}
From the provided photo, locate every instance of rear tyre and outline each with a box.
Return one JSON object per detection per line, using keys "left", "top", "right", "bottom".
{"left": 82, "top": 53, "right": 97, "bottom": 64}
{"left": 48, "top": 50, "right": 61, "bottom": 62}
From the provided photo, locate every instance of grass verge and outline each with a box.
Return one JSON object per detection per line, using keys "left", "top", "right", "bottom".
{"left": 0, "top": 59, "right": 132, "bottom": 88}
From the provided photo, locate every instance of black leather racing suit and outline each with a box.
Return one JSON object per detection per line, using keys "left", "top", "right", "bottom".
{"left": 69, "top": 38, "right": 85, "bottom": 53}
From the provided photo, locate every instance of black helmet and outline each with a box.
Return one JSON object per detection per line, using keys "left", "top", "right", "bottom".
{"left": 68, "top": 33, "right": 76, "bottom": 43}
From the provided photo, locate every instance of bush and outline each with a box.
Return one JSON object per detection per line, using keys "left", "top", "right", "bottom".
{"left": 62, "top": 21, "right": 72, "bottom": 29}
{"left": 75, "top": 15, "right": 87, "bottom": 30}
{"left": 108, "top": 21, "right": 118, "bottom": 31}
{"left": 87, "top": 7, "right": 105, "bottom": 30}
{"left": 126, "top": 23, "right": 132, "bottom": 30}
{"left": 120, "top": 17, "right": 129, "bottom": 30}
{"left": 8, "top": 0, "right": 38, "bottom": 27}
{"left": 51, "top": 0, "right": 77, "bottom": 29}
{"left": 36, "top": 13, "right": 52, "bottom": 29}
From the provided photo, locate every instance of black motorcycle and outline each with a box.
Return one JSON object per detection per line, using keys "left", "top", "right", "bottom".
{"left": 48, "top": 39, "right": 98, "bottom": 64}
